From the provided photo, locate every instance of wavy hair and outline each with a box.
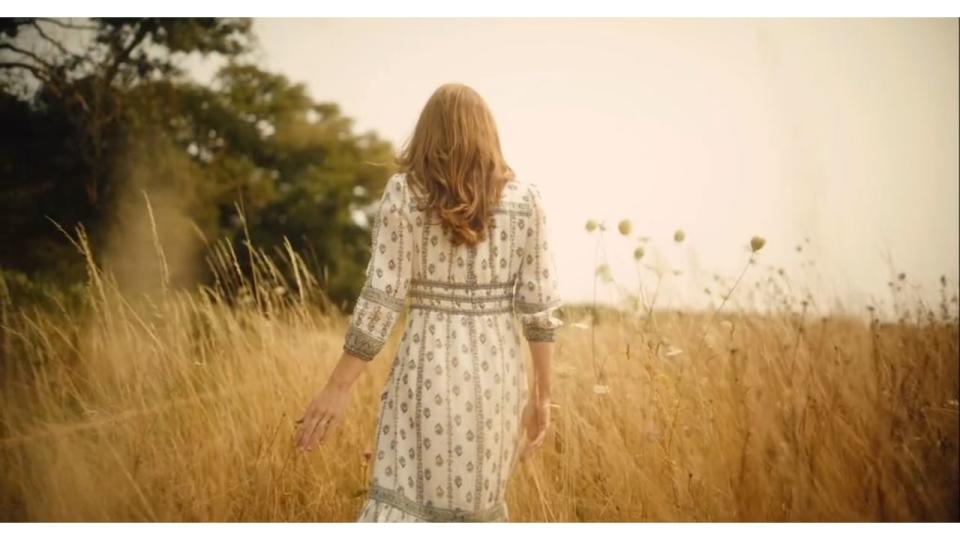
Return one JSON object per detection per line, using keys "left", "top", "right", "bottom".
{"left": 397, "top": 83, "right": 515, "bottom": 246}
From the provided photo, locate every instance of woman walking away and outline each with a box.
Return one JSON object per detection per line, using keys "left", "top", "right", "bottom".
{"left": 294, "top": 82, "right": 562, "bottom": 522}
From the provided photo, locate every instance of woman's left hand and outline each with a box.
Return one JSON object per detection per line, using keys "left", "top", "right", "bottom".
{"left": 295, "top": 383, "right": 350, "bottom": 452}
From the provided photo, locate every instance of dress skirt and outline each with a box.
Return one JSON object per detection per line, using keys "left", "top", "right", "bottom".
{"left": 356, "top": 281, "right": 529, "bottom": 522}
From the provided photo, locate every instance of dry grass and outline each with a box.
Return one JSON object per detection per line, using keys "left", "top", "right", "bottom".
{"left": 0, "top": 228, "right": 957, "bottom": 522}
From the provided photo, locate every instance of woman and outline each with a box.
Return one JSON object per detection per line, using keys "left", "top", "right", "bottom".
{"left": 294, "top": 83, "right": 562, "bottom": 522}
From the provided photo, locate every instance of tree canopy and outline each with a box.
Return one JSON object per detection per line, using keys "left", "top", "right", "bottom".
{"left": 0, "top": 18, "right": 395, "bottom": 307}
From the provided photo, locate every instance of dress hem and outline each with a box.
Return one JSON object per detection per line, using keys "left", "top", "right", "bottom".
{"left": 356, "top": 484, "right": 508, "bottom": 522}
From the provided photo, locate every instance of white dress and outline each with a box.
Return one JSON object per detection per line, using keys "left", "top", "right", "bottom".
{"left": 345, "top": 172, "right": 562, "bottom": 522}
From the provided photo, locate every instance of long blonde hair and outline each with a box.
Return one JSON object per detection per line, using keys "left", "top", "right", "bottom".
{"left": 398, "top": 83, "right": 515, "bottom": 247}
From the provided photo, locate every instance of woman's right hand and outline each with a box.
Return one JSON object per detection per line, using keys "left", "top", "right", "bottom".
{"left": 295, "top": 382, "right": 351, "bottom": 452}
{"left": 520, "top": 398, "right": 551, "bottom": 460}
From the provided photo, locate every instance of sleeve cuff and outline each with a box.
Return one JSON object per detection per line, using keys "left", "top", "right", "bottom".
{"left": 518, "top": 301, "right": 563, "bottom": 343}
{"left": 524, "top": 325, "right": 557, "bottom": 342}
{"left": 343, "top": 325, "right": 384, "bottom": 361}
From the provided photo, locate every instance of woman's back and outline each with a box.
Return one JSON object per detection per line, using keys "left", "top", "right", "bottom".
{"left": 407, "top": 173, "right": 559, "bottom": 313}
{"left": 344, "top": 172, "right": 561, "bottom": 359}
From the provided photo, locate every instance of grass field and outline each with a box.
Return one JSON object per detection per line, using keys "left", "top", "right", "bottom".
{"left": 0, "top": 228, "right": 957, "bottom": 522}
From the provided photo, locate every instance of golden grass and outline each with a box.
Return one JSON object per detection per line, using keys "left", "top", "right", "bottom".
{"left": 0, "top": 232, "right": 957, "bottom": 522}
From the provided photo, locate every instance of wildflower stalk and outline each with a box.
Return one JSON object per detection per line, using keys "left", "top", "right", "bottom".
{"left": 635, "top": 263, "right": 653, "bottom": 322}
{"left": 592, "top": 236, "right": 599, "bottom": 382}
{"left": 647, "top": 271, "right": 664, "bottom": 320}
{"left": 666, "top": 239, "right": 765, "bottom": 451}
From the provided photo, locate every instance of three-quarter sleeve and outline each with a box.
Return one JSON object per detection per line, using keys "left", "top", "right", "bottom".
{"left": 515, "top": 184, "right": 563, "bottom": 342}
{"left": 343, "top": 174, "right": 413, "bottom": 361}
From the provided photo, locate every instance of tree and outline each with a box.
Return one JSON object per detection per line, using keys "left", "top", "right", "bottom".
{"left": 0, "top": 18, "right": 395, "bottom": 307}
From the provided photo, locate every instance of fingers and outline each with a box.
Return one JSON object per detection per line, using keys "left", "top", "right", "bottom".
{"left": 315, "top": 415, "right": 339, "bottom": 447}
{"left": 296, "top": 411, "right": 331, "bottom": 451}
{"left": 306, "top": 412, "right": 332, "bottom": 451}
{"left": 522, "top": 416, "right": 536, "bottom": 439}
{"left": 522, "top": 435, "right": 544, "bottom": 459}
{"left": 529, "top": 427, "right": 547, "bottom": 451}
{"left": 520, "top": 443, "right": 531, "bottom": 461}
{"left": 521, "top": 407, "right": 534, "bottom": 431}
{"left": 294, "top": 412, "right": 314, "bottom": 449}
{"left": 520, "top": 424, "right": 549, "bottom": 462}
{"left": 295, "top": 413, "right": 314, "bottom": 450}
{"left": 296, "top": 400, "right": 319, "bottom": 446}
{"left": 520, "top": 437, "right": 534, "bottom": 461}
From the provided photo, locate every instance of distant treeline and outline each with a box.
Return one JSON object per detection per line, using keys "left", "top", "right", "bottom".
{"left": 0, "top": 18, "right": 395, "bottom": 307}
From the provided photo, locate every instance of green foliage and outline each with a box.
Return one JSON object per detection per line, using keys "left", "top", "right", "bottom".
{"left": 0, "top": 267, "right": 90, "bottom": 313}
{"left": 0, "top": 18, "right": 395, "bottom": 307}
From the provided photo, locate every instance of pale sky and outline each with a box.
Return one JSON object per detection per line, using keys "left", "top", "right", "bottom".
{"left": 192, "top": 18, "right": 959, "bottom": 315}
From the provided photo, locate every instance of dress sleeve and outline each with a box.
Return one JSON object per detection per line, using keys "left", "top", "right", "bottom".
{"left": 515, "top": 184, "right": 563, "bottom": 342}
{"left": 343, "top": 174, "right": 413, "bottom": 361}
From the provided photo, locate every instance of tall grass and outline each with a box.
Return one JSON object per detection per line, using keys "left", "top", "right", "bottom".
{"left": 0, "top": 219, "right": 956, "bottom": 521}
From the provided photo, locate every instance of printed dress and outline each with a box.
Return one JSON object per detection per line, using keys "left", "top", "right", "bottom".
{"left": 344, "top": 173, "right": 562, "bottom": 522}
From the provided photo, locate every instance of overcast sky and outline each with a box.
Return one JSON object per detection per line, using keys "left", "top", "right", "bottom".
{"left": 191, "top": 18, "right": 958, "bottom": 314}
